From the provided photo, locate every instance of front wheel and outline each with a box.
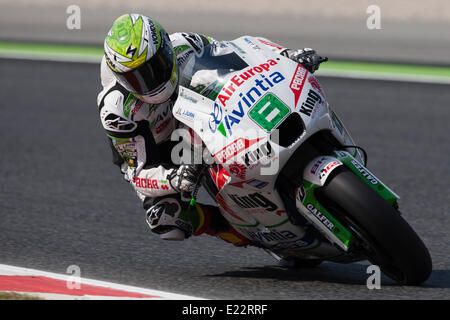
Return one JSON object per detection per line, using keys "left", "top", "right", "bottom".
{"left": 317, "top": 168, "right": 432, "bottom": 285}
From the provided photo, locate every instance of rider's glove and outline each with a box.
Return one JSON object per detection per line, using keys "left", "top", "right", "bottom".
{"left": 287, "top": 48, "right": 328, "bottom": 73}
{"left": 167, "top": 164, "right": 203, "bottom": 193}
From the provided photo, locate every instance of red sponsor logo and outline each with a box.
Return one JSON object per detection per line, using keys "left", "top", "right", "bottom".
{"left": 290, "top": 64, "right": 307, "bottom": 107}
{"left": 131, "top": 100, "right": 144, "bottom": 115}
{"left": 257, "top": 38, "right": 285, "bottom": 50}
{"left": 319, "top": 161, "right": 341, "bottom": 178}
{"left": 216, "top": 59, "right": 278, "bottom": 108}
{"left": 308, "top": 76, "right": 324, "bottom": 96}
{"left": 133, "top": 177, "right": 159, "bottom": 189}
{"left": 155, "top": 117, "right": 171, "bottom": 134}
{"left": 214, "top": 137, "right": 264, "bottom": 163}
{"left": 228, "top": 163, "right": 247, "bottom": 180}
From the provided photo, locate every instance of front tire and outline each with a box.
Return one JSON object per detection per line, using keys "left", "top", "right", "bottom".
{"left": 318, "top": 168, "right": 432, "bottom": 285}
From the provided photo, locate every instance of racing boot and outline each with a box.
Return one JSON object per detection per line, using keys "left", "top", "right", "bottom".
{"left": 144, "top": 195, "right": 250, "bottom": 247}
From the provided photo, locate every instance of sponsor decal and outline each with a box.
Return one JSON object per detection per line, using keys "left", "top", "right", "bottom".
{"left": 229, "top": 178, "right": 269, "bottom": 189}
{"left": 299, "top": 89, "right": 322, "bottom": 117}
{"left": 269, "top": 228, "right": 317, "bottom": 250}
{"left": 216, "top": 59, "right": 279, "bottom": 109}
{"left": 228, "top": 163, "right": 247, "bottom": 180}
{"left": 269, "top": 238, "right": 312, "bottom": 250}
{"left": 213, "top": 137, "right": 264, "bottom": 163}
{"left": 176, "top": 49, "right": 194, "bottom": 66}
{"left": 246, "top": 179, "right": 269, "bottom": 189}
{"left": 209, "top": 60, "right": 285, "bottom": 137}
{"left": 310, "top": 157, "right": 324, "bottom": 174}
{"left": 351, "top": 159, "right": 379, "bottom": 185}
{"left": 247, "top": 229, "right": 297, "bottom": 242}
{"left": 242, "top": 141, "right": 274, "bottom": 167}
{"left": 131, "top": 100, "right": 144, "bottom": 115}
{"left": 248, "top": 93, "right": 290, "bottom": 132}
{"left": 229, "top": 41, "right": 246, "bottom": 54}
{"left": 257, "top": 38, "right": 285, "bottom": 50}
{"left": 296, "top": 185, "right": 306, "bottom": 202}
{"left": 306, "top": 203, "right": 335, "bottom": 231}
{"left": 209, "top": 102, "right": 224, "bottom": 135}
{"left": 290, "top": 64, "right": 308, "bottom": 107}
{"left": 111, "top": 139, "right": 138, "bottom": 169}
{"left": 155, "top": 117, "right": 171, "bottom": 134}
{"left": 308, "top": 76, "right": 324, "bottom": 96}
{"left": 149, "top": 104, "right": 171, "bottom": 126}
{"left": 160, "top": 180, "right": 169, "bottom": 190}
{"left": 148, "top": 20, "right": 159, "bottom": 45}
{"left": 334, "top": 150, "right": 349, "bottom": 158}
{"left": 229, "top": 193, "right": 277, "bottom": 212}
{"left": 179, "top": 91, "right": 198, "bottom": 104}
{"left": 133, "top": 178, "right": 169, "bottom": 190}
{"left": 182, "top": 110, "right": 195, "bottom": 119}
{"left": 319, "top": 161, "right": 341, "bottom": 179}
{"left": 133, "top": 177, "right": 159, "bottom": 189}
{"left": 243, "top": 37, "right": 261, "bottom": 50}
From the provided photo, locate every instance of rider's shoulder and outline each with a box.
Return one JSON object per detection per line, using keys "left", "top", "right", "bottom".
{"left": 98, "top": 83, "right": 149, "bottom": 133}
{"left": 170, "top": 32, "right": 214, "bottom": 53}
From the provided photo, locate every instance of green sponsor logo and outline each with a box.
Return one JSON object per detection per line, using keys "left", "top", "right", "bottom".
{"left": 249, "top": 93, "right": 290, "bottom": 132}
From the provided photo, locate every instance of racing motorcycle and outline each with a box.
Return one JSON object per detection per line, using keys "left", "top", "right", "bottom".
{"left": 172, "top": 36, "right": 432, "bottom": 285}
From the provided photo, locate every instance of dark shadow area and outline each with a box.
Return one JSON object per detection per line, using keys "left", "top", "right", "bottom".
{"left": 205, "top": 262, "right": 400, "bottom": 287}
{"left": 421, "top": 270, "right": 450, "bottom": 289}
{"left": 206, "top": 263, "right": 450, "bottom": 288}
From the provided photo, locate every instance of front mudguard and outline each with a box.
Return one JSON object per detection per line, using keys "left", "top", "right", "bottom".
{"left": 302, "top": 151, "right": 400, "bottom": 205}
{"left": 294, "top": 151, "right": 400, "bottom": 251}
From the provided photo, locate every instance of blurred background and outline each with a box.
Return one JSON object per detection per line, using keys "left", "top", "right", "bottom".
{"left": 0, "top": 0, "right": 449, "bottom": 299}
{"left": 1, "top": 0, "right": 450, "bottom": 64}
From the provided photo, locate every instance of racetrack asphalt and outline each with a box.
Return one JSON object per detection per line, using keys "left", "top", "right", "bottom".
{"left": 0, "top": 58, "right": 449, "bottom": 299}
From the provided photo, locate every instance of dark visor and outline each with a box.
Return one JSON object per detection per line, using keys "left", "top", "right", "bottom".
{"left": 114, "top": 38, "right": 174, "bottom": 95}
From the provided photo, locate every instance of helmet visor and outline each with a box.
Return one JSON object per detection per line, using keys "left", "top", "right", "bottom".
{"left": 114, "top": 38, "right": 174, "bottom": 95}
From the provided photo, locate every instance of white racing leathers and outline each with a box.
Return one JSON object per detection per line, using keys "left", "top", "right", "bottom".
{"left": 97, "top": 33, "right": 291, "bottom": 202}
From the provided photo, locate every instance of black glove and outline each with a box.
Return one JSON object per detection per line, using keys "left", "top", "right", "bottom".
{"left": 287, "top": 48, "right": 328, "bottom": 73}
{"left": 168, "top": 164, "right": 203, "bottom": 193}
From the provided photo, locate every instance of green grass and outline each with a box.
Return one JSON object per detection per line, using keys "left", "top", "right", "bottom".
{"left": 1, "top": 41, "right": 450, "bottom": 82}
{"left": 0, "top": 292, "right": 43, "bottom": 300}
{"left": 321, "top": 60, "right": 450, "bottom": 78}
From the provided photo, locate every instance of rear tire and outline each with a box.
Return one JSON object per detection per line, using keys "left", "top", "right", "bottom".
{"left": 319, "top": 168, "right": 432, "bottom": 285}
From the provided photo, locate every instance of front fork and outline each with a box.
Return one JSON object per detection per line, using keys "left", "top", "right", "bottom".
{"left": 295, "top": 150, "right": 400, "bottom": 252}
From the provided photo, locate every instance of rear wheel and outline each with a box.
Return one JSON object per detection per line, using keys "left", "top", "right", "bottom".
{"left": 318, "top": 168, "right": 432, "bottom": 285}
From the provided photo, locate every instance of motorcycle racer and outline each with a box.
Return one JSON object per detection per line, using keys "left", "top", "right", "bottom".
{"left": 97, "top": 13, "right": 327, "bottom": 244}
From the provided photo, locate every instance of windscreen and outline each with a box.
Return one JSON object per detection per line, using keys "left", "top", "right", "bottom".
{"left": 179, "top": 43, "right": 248, "bottom": 101}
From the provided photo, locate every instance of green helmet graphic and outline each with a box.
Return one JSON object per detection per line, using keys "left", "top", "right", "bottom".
{"left": 104, "top": 14, "right": 178, "bottom": 103}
